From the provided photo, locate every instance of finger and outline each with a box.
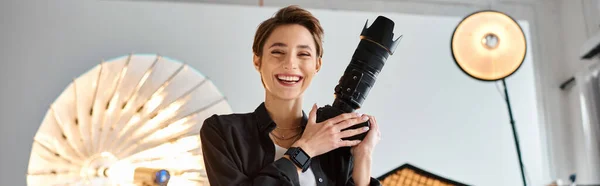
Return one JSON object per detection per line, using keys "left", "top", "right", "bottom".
{"left": 337, "top": 139, "right": 361, "bottom": 147}
{"left": 369, "top": 115, "right": 377, "bottom": 130}
{"left": 368, "top": 116, "right": 381, "bottom": 140}
{"left": 338, "top": 126, "right": 369, "bottom": 138}
{"left": 328, "top": 112, "right": 361, "bottom": 124}
{"left": 374, "top": 116, "right": 381, "bottom": 138}
{"left": 308, "top": 103, "right": 318, "bottom": 124}
{"left": 334, "top": 115, "right": 369, "bottom": 131}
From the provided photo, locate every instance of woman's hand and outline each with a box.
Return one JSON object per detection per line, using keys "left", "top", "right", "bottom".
{"left": 292, "top": 103, "right": 370, "bottom": 158}
{"left": 350, "top": 115, "right": 381, "bottom": 186}
{"left": 351, "top": 115, "right": 381, "bottom": 157}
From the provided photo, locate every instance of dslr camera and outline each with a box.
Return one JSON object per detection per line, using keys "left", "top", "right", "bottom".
{"left": 316, "top": 16, "right": 402, "bottom": 141}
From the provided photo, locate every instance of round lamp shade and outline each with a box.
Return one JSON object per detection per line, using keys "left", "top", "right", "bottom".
{"left": 451, "top": 10, "right": 527, "bottom": 81}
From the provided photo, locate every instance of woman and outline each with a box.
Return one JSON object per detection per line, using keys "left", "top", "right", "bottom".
{"left": 200, "top": 5, "right": 382, "bottom": 186}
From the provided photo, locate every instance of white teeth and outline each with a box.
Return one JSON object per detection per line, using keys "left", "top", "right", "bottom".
{"left": 277, "top": 75, "right": 300, "bottom": 82}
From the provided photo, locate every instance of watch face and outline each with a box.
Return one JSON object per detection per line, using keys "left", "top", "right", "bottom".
{"left": 296, "top": 153, "right": 309, "bottom": 165}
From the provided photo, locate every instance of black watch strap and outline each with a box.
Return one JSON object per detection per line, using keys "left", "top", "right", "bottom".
{"left": 285, "top": 147, "right": 311, "bottom": 172}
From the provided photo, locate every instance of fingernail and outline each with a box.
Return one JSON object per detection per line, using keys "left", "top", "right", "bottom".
{"left": 356, "top": 112, "right": 363, "bottom": 117}
{"left": 362, "top": 116, "right": 369, "bottom": 121}
{"left": 364, "top": 127, "right": 370, "bottom": 131}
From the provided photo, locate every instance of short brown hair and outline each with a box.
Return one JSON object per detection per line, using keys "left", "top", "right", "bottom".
{"left": 252, "top": 5, "right": 324, "bottom": 58}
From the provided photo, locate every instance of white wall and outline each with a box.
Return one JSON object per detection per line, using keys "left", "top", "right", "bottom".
{"left": 0, "top": 0, "right": 552, "bottom": 186}
{"left": 560, "top": 0, "right": 600, "bottom": 184}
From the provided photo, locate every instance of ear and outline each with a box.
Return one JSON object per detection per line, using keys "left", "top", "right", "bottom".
{"left": 315, "top": 57, "right": 322, "bottom": 73}
{"left": 253, "top": 54, "right": 261, "bottom": 71}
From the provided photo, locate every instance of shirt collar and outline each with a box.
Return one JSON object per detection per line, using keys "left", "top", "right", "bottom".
{"left": 254, "top": 102, "right": 308, "bottom": 132}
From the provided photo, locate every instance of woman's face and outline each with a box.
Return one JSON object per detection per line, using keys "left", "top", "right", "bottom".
{"left": 254, "top": 24, "right": 322, "bottom": 101}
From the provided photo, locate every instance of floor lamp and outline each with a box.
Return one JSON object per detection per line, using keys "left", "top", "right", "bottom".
{"left": 450, "top": 10, "right": 528, "bottom": 186}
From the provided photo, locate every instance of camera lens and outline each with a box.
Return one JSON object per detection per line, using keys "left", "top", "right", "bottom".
{"left": 332, "top": 16, "right": 401, "bottom": 112}
{"left": 316, "top": 16, "right": 401, "bottom": 142}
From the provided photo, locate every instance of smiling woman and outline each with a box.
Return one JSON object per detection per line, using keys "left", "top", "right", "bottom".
{"left": 255, "top": 23, "right": 320, "bottom": 100}
{"left": 199, "top": 5, "right": 382, "bottom": 186}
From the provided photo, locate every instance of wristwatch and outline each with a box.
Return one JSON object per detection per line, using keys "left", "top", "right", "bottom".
{"left": 285, "top": 147, "right": 311, "bottom": 172}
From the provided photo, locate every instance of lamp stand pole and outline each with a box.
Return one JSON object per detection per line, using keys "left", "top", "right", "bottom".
{"left": 501, "top": 78, "right": 527, "bottom": 186}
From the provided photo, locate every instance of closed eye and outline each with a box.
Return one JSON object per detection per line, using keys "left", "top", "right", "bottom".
{"left": 271, "top": 50, "right": 285, "bottom": 55}
{"left": 299, "top": 53, "right": 311, "bottom": 57}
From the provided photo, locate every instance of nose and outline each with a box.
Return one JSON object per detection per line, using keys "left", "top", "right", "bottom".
{"left": 282, "top": 55, "right": 298, "bottom": 70}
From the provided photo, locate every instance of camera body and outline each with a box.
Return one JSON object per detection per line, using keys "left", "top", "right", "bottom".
{"left": 316, "top": 105, "right": 370, "bottom": 141}
{"left": 315, "top": 16, "right": 401, "bottom": 141}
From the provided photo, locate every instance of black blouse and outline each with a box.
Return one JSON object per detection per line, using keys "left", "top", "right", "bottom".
{"left": 200, "top": 102, "right": 381, "bottom": 186}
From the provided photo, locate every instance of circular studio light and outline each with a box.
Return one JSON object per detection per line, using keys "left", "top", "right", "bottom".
{"left": 451, "top": 10, "right": 527, "bottom": 81}
{"left": 26, "top": 54, "right": 233, "bottom": 186}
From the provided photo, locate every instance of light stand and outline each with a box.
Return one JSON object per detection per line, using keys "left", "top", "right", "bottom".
{"left": 451, "top": 10, "right": 529, "bottom": 186}
{"left": 502, "top": 79, "right": 527, "bottom": 186}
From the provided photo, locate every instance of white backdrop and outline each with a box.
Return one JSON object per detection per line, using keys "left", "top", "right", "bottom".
{"left": 0, "top": 0, "right": 549, "bottom": 186}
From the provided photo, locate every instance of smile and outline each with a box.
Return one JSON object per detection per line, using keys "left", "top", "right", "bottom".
{"left": 275, "top": 74, "right": 303, "bottom": 86}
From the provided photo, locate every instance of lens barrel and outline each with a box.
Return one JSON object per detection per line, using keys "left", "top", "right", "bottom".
{"left": 316, "top": 16, "right": 401, "bottom": 142}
